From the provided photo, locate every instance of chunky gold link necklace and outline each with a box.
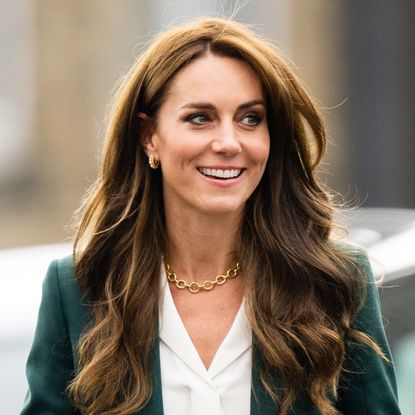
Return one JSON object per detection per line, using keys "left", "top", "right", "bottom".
{"left": 164, "top": 262, "right": 240, "bottom": 294}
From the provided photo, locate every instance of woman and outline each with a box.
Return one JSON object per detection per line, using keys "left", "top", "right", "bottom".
{"left": 21, "top": 18, "right": 400, "bottom": 415}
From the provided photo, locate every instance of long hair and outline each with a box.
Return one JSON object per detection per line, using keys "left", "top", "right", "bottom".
{"left": 69, "top": 18, "right": 383, "bottom": 415}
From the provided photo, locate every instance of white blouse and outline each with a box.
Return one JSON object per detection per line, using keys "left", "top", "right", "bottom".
{"left": 158, "top": 268, "right": 253, "bottom": 415}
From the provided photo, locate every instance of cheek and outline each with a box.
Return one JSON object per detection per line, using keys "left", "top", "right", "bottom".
{"left": 249, "top": 137, "right": 270, "bottom": 166}
{"left": 167, "top": 131, "right": 206, "bottom": 159}
{"left": 160, "top": 138, "right": 203, "bottom": 169}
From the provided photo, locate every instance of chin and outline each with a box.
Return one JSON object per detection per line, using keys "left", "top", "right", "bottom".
{"left": 196, "top": 199, "right": 246, "bottom": 217}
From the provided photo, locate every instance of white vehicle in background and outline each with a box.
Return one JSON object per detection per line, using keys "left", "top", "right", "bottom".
{"left": 1, "top": 208, "right": 414, "bottom": 414}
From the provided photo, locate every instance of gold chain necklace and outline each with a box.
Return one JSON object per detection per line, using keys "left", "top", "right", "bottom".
{"left": 164, "top": 262, "right": 240, "bottom": 294}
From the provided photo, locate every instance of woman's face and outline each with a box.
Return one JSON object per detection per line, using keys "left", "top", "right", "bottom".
{"left": 144, "top": 53, "right": 270, "bottom": 219}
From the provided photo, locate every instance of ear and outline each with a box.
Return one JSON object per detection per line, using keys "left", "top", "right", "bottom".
{"left": 138, "top": 112, "right": 158, "bottom": 157}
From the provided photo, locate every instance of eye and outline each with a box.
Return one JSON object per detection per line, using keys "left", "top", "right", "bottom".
{"left": 240, "top": 113, "right": 262, "bottom": 127}
{"left": 185, "top": 113, "right": 210, "bottom": 125}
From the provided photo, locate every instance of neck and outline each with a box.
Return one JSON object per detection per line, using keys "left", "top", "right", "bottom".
{"left": 164, "top": 209, "right": 242, "bottom": 282}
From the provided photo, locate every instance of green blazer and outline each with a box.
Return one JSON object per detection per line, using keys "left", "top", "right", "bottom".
{"left": 21, "top": 250, "right": 400, "bottom": 414}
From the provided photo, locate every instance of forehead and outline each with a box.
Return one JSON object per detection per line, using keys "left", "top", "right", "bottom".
{"left": 164, "top": 54, "right": 264, "bottom": 107}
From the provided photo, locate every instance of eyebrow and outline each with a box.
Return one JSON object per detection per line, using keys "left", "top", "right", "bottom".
{"left": 180, "top": 99, "right": 265, "bottom": 111}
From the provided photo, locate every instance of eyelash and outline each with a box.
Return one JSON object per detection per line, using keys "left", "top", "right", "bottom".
{"left": 184, "top": 112, "right": 263, "bottom": 127}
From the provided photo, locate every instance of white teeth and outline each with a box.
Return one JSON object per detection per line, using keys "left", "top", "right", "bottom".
{"left": 198, "top": 168, "right": 242, "bottom": 179}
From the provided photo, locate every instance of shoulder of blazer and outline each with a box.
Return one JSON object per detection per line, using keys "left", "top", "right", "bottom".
{"left": 333, "top": 242, "right": 401, "bottom": 414}
{"left": 53, "top": 254, "right": 82, "bottom": 306}
{"left": 251, "top": 241, "right": 401, "bottom": 414}
{"left": 21, "top": 256, "right": 89, "bottom": 414}
{"left": 49, "top": 255, "right": 93, "bottom": 366}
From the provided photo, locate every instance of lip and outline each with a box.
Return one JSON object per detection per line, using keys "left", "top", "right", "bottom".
{"left": 197, "top": 165, "right": 245, "bottom": 170}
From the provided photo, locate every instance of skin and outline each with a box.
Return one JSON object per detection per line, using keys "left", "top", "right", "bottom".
{"left": 143, "top": 53, "right": 270, "bottom": 368}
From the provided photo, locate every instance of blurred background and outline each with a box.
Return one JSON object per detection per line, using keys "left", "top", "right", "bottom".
{"left": 1, "top": 0, "right": 414, "bottom": 248}
{"left": 1, "top": 0, "right": 414, "bottom": 413}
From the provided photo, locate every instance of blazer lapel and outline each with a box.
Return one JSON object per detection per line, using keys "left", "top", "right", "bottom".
{"left": 250, "top": 345, "right": 322, "bottom": 415}
{"left": 250, "top": 345, "right": 278, "bottom": 415}
{"left": 136, "top": 337, "right": 164, "bottom": 415}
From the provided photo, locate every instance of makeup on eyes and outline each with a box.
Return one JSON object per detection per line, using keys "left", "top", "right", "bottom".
{"left": 181, "top": 101, "right": 266, "bottom": 128}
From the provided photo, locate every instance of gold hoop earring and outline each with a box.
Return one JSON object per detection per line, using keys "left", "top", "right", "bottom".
{"left": 149, "top": 155, "right": 159, "bottom": 169}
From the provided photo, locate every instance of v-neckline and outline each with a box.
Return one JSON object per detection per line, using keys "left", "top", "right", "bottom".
{"left": 136, "top": 269, "right": 278, "bottom": 415}
{"left": 158, "top": 272, "right": 251, "bottom": 380}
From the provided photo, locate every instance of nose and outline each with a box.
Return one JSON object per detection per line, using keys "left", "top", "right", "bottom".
{"left": 211, "top": 122, "right": 241, "bottom": 156}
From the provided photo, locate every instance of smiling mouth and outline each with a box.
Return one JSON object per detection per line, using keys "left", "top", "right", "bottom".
{"left": 197, "top": 167, "right": 244, "bottom": 179}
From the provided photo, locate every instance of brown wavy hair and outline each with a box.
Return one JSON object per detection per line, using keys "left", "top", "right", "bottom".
{"left": 69, "top": 18, "right": 384, "bottom": 415}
